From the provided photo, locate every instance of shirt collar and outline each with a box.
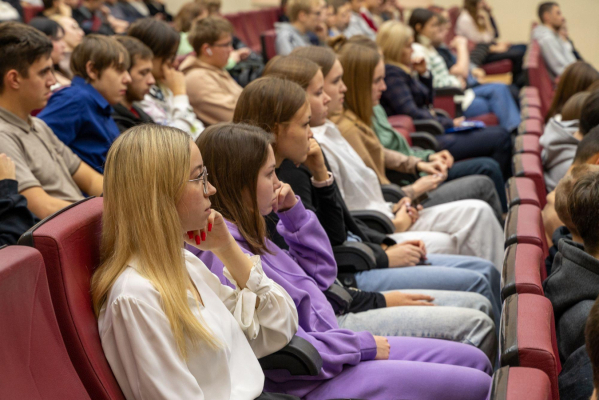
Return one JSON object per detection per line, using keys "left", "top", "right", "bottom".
{"left": 71, "top": 76, "right": 113, "bottom": 115}
{"left": 0, "top": 107, "right": 36, "bottom": 134}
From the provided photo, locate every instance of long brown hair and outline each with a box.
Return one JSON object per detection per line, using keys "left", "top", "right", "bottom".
{"left": 561, "top": 92, "right": 591, "bottom": 122}
{"left": 291, "top": 46, "right": 337, "bottom": 77}
{"left": 196, "top": 123, "right": 273, "bottom": 255}
{"left": 546, "top": 61, "right": 599, "bottom": 122}
{"left": 262, "top": 55, "right": 320, "bottom": 89}
{"left": 464, "top": 0, "right": 485, "bottom": 31}
{"left": 92, "top": 125, "right": 218, "bottom": 360}
{"left": 335, "top": 42, "right": 381, "bottom": 125}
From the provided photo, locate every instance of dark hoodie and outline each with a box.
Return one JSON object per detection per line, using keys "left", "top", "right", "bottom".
{"left": 544, "top": 239, "right": 599, "bottom": 362}
{"left": 112, "top": 103, "right": 154, "bottom": 133}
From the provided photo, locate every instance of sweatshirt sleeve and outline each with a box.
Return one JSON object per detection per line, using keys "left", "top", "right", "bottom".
{"left": 276, "top": 198, "right": 338, "bottom": 291}
{"left": 0, "top": 179, "right": 37, "bottom": 246}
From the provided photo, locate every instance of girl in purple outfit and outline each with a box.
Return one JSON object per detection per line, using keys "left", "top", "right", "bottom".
{"left": 190, "top": 121, "right": 493, "bottom": 400}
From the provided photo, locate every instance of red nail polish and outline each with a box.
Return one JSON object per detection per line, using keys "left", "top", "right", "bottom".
{"left": 187, "top": 231, "right": 194, "bottom": 239}
{"left": 208, "top": 223, "right": 212, "bottom": 232}
{"left": 201, "top": 231, "right": 206, "bottom": 241}
{"left": 195, "top": 235, "right": 201, "bottom": 245}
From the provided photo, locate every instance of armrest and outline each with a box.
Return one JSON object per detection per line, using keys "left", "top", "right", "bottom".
{"left": 259, "top": 336, "right": 323, "bottom": 376}
{"left": 380, "top": 183, "right": 406, "bottom": 203}
{"left": 413, "top": 119, "right": 445, "bottom": 135}
{"left": 333, "top": 241, "right": 377, "bottom": 273}
{"left": 410, "top": 132, "right": 439, "bottom": 151}
{"left": 350, "top": 210, "right": 395, "bottom": 234}
{"left": 435, "top": 87, "right": 464, "bottom": 97}
{"left": 432, "top": 108, "right": 451, "bottom": 119}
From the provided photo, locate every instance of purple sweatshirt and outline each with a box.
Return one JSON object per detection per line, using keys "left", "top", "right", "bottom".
{"left": 188, "top": 198, "right": 377, "bottom": 397}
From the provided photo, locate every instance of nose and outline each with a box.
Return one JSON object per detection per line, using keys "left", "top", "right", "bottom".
{"left": 308, "top": 128, "right": 314, "bottom": 139}
{"left": 381, "top": 80, "right": 387, "bottom": 92}
{"left": 323, "top": 91, "right": 331, "bottom": 105}
{"left": 148, "top": 73, "right": 156, "bottom": 85}
{"left": 123, "top": 71, "right": 132, "bottom": 84}
{"left": 340, "top": 81, "right": 347, "bottom": 94}
{"left": 206, "top": 181, "right": 217, "bottom": 196}
{"left": 273, "top": 174, "right": 282, "bottom": 190}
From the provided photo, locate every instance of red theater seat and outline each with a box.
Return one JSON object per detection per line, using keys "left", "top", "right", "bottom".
{"left": 520, "top": 87, "right": 539, "bottom": 101}
{"left": 18, "top": 197, "right": 126, "bottom": 400}
{"left": 504, "top": 204, "right": 548, "bottom": 258}
{"left": 500, "top": 294, "right": 561, "bottom": 400}
{"left": 521, "top": 106, "right": 543, "bottom": 122}
{"left": 501, "top": 243, "right": 545, "bottom": 301}
{"left": 506, "top": 177, "right": 541, "bottom": 208}
{"left": 481, "top": 59, "right": 513, "bottom": 76}
{"left": 490, "top": 366, "right": 552, "bottom": 400}
{"left": 520, "top": 95, "right": 542, "bottom": 110}
{"left": 512, "top": 153, "right": 547, "bottom": 207}
{"left": 0, "top": 246, "right": 91, "bottom": 400}
{"left": 514, "top": 134, "right": 541, "bottom": 156}
{"left": 261, "top": 29, "right": 277, "bottom": 61}
{"left": 517, "top": 119, "right": 543, "bottom": 136}
{"left": 526, "top": 41, "right": 555, "bottom": 116}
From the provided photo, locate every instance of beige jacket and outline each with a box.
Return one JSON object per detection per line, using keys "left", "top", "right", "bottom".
{"left": 180, "top": 57, "right": 243, "bottom": 125}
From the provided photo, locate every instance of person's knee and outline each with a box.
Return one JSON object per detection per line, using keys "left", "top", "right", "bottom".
{"left": 453, "top": 292, "right": 494, "bottom": 317}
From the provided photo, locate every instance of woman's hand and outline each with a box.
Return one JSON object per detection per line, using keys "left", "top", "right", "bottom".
{"left": 162, "top": 64, "right": 187, "bottom": 96}
{"left": 303, "top": 139, "right": 329, "bottom": 182}
{"left": 373, "top": 336, "right": 390, "bottom": 360}
{"left": 453, "top": 116, "right": 466, "bottom": 127}
{"left": 385, "top": 240, "right": 426, "bottom": 267}
{"left": 185, "top": 210, "right": 234, "bottom": 252}
{"left": 428, "top": 150, "right": 454, "bottom": 169}
{"left": 411, "top": 174, "right": 445, "bottom": 197}
{"left": 274, "top": 183, "right": 298, "bottom": 213}
{"left": 0, "top": 154, "right": 16, "bottom": 181}
{"left": 383, "top": 291, "right": 435, "bottom": 307}
{"left": 392, "top": 202, "right": 412, "bottom": 232}
{"left": 412, "top": 57, "right": 428, "bottom": 75}
{"left": 417, "top": 160, "right": 447, "bottom": 175}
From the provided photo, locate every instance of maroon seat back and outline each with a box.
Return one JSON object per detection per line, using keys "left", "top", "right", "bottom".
{"left": 224, "top": 12, "right": 251, "bottom": 46}
{"left": 506, "top": 177, "right": 541, "bottom": 208}
{"left": 0, "top": 246, "right": 91, "bottom": 400}
{"left": 504, "top": 204, "right": 548, "bottom": 258}
{"left": 261, "top": 29, "right": 277, "bottom": 61}
{"left": 526, "top": 41, "right": 555, "bottom": 116}
{"left": 18, "top": 197, "right": 125, "bottom": 400}
{"left": 514, "top": 134, "right": 541, "bottom": 156}
{"left": 501, "top": 243, "right": 545, "bottom": 301}
{"left": 512, "top": 153, "right": 547, "bottom": 207}
{"left": 490, "top": 366, "right": 552, "bottom": 400}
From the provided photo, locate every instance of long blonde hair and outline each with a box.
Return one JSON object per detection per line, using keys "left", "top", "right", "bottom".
{"left": 91, "top": 125, "right": 218, "bottom": 359}
{"left": 377, "top": 20, "right": 413, "bottom": 66}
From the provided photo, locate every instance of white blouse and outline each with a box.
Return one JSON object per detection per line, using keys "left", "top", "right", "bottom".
{"left": 312, "top": 120, "right": 395, "bottom": 220}
{"left": 98, "top": 249, "right": 298, "bottom": 400}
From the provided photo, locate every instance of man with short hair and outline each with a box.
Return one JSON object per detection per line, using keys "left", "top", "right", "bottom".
{"left": 180, "top": 17, "right": 243, "bottom": 125}
{"left": 532, "top": 2, "right": 577, "bottom": 77}
{"left": 274, "top": 0, "right": 321, "bottom": 55}
{"left": 326, "top": 0, "right": 352, "bottom": 36}
{"left": 112, "top": 36, "right": 155, "bottom": 132}
{"left": 343, "top": 0, "right": 375, "bottom": 40}
{"left": 128, "top": 18, "right": 204, "bottom": 139}
{"left": 0, "top": 23, "right": 103, "bottom": 219}
{"left": 38, "top": 34, "right": 132, "bottom": 173}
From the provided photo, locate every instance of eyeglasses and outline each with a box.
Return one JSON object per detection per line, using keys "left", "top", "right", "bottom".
{"left": 188, "top": 166, "right": 209, "bottom": 195}
{"left": 211, "top": 41, "right": 233, "bottom": 48}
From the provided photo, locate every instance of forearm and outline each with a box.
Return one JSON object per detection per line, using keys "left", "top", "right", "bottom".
{"left": 452, "top": 47, "right": 471, "bottom": 79}
{"left": 383, "top": 148, "right": 420, "bottom": 174}
{"left": 212, "top": 238, "right": 253, "bottom": 289}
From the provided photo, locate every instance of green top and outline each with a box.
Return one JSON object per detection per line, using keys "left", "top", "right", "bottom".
{"left": 371, "top": 104, "right": 434, "bottom": 161}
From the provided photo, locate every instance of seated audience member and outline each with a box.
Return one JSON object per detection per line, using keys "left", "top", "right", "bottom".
{"left": 410, "top": 9, "right": 521, "bottom": 133}
{"left": 180, "top": 17, "right": 242, "bottom": 125}
{"left": 110, "top": 0, "right": 150, "bottom": 23}
{"left": 144, "top": 0, "right": 172, "bottom": 20}
{"left": 174, "top": 1, "right": 208, "bottom": 56}
{"left": 93, "top": 124, "right": 299, "bottom": 400}
{"left": 360, "top": 0, "right": 381, "bottom": 32}
{"left": 41, "top": 0, "right": 72, "bottom": 18}
{"left": 584, "top": 297, "right": 599, "bottom": 400}
{"left": 542, "top": 90, "right": 599, "bottom": 191}
{"left": 233, "top": 75, "right": 502, "bottom": 337}
{"left": 376, "top": 21, "right": 512, "bottom": 179}
{"left": 0, "top": 23, "right": 103, "bottom": 219}
{"left": 544, "top": 167, "right": 599, "bottom": 366}
{"left": 192, "top": 122, "right": 493, "bottom": 400}
{"left": 326, "top": 0, "right": 352, "bottom": 36}
{"left": 274, "top": 0, "right": 320, "bottom": 55}
{"left": 0, "top": 154, "right": 37, "bottom": 246}
{"left": 112, "top": 36, "right": 155, "bottom": 132}
{"left": 128, "top": 18, "right": 204, "bottom": 140}
{"left": 72, "top": 0, "right": 127, "bottom": 35}
{"left": 343, "top": 0, "right": 375, "bottom": 39}
{"left": 545, "top": 61, "right": 599, "bottom": 122}
{"left": 51, "top": 15, "right": 84, "bottom": 77}
{"left": 38, "top": 35, "right": 131, "bottom": 174}
{"left": 29, "top": 17, "right": 71, "bottom": 88}
{"left": 454, "top": 0, "right": 526, "bottom": 83}
{"left": 532, "top": 2, "right": 578, "bottom": 78}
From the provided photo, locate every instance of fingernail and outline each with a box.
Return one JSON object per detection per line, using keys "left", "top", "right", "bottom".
{"left": 201, "top": 231, "right": 206, "bottom": 241}
{"left": 208, "top": 223, "right": 212, "bottom": 232}
{"left": 195, "top": 235, "right": 201, "bottom": 245}
{"left": 187, "top": 231, "right": 194, "bottom": 239}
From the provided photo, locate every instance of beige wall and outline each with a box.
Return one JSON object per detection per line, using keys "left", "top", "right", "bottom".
{"left": 164, "top": 0, "right": 255, "bottom": 14}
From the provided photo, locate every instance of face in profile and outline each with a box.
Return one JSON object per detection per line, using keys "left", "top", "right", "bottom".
{"left": 323, "top": 59, "right": 347, "bottom": 115}
{"left": 306, "top": 69, "right": 331, "bottom": 127}
{"left": 254, "top": 145, "right": 282, "bottom": 216}
{"left": 126, "top": 57, "right": 156, "bottom": 103}
{"left": 275, "top": 103, "right": 313, "bottom": 165}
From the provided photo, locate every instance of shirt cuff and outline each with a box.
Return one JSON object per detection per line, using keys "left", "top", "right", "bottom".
{"left": 311, "top": 172, "right": 334, "bottom": 188}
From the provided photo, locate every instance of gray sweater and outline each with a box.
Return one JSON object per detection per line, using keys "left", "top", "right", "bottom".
{"left": 274, "top": 22, "right": 311, "bottom": 56}
{"left": 532, "top": 25, "right": 577, "bottom": 77}
{"left": 539, "top": 118, "right": 579, "bottom": 192}
{"left": 544, "top": 239, "right": 599, "bottom": 363}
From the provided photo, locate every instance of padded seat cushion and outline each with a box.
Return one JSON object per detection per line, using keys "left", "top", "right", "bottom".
{"left": 504, "top": 204, "right": 548, "bottom": 257}
{"left": 490, "top": 366, "right": 552, "bottom": 400}
{"left": 512, "top": 153, "right": 547, "bottom": 207}
{"left": 521, "top": 106, "right": 543, "bottom": 122}
{"left": 514, "top": 134, "right": 541, "bottom": 155}
{"left": 517, "top": 119, "right": 543, "bottom": 136}
{"left": 506, "top": 177, "right": 541, "bottom": 208}
{"left": 501, "top": 243, "right": 545, "bottom": 301}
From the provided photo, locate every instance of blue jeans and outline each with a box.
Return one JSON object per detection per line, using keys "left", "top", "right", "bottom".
{"left": 464, "top": 83, "right": 521, "bottom": 132}
{"left": 436, "top": 125, "right": 512, "bottom": 180}
{"left": 447, "top": 157, "right": 508, "bottom": 213}
{"left": 354, "top": 254, "right": 501, "bottom": 330}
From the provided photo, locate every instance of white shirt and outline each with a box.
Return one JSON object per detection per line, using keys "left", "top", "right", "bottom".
{"left": 312, "top": 120, "right": 395, "bottom": 219}
{"left": 98, "top": 249, "right": 298, "bottom": 400}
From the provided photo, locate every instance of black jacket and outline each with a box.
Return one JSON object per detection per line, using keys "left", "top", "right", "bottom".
{"left": 112, "top": 103, "right": 154, "bottom": 133}
{"left": 558, "top": 345, "right": 593, "bottom": 400}
{"left": 72, "top": 6, "right": 115, "bottom": 35}
{"left": 0, "top": 179, "right": 37, "bottom": 246}
{"left": 544, "top": 239, "right": 599, "bottom": 362}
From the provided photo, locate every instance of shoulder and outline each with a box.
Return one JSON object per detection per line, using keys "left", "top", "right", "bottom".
{"left": 106, "top": 267, "right": 162, "bottom": 310}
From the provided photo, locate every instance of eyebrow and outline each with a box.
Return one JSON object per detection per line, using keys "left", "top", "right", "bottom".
{"left": 191, "top": 164, "right": 203, "bottom": 175}
{"left": 39, "top": 66, "right": 52, "bottom": 75}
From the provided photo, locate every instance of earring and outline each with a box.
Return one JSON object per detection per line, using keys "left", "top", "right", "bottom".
{"left": 206, "top": 48, "right": 213, "bottom": 56}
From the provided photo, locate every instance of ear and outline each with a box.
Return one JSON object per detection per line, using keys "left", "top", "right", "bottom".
{"left": 415, "top": 23, "right": 422, "bottom": 32}
{"left": 85, "top": 60, "right": 99, "bottom": 82}
{"left": 593, "top": 156, "right": 599, "bottom": 166}
{"left": 273, "top": 122, "right": 285, "bottom": 138}
{"left": 3, "top": 70, "right": 20, "bottom": 91}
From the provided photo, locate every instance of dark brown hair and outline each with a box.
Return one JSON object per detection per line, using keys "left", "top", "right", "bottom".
{"left": 174, "top": 2, "right": 207, "bottom": 33}
{"left": 561, "top": 92, "right": 591, "bottom": 122}
{"left": 546, "top": 61, "right": 599, "bottom": 122}
{"left": 574, "top": 126, "right": 599, "bottom": 165}
{"left": 464, "top": 0, "right": 484, "bottom": 30}
{"left": 538, "top": 2, "right": 558, "bottom": 23}
{"left": 262, "top": 55, "right": 320, "bottom": 89}
{"left": 568, "top": 167, "right": 599, "bottom": 254}
{"left": 291, "top": 46, "right": 337, "bottom": 77}
{"left": 0, "top": 22, "right": 53, "bottom": 93}
{"left": 188, "top": 16, "right": 233, "bottom": 55}
{"left": 70, "top": 35, "right": 130, "bottom": 80}
{"left": 580, "top": 92, "right": 599, "bottom": 136}
{"left": 196, "top": 123, "right": 273, "bottom": 255}
{"left": 408, "top": 8, "right": 437, "bottom": 42}
{"left": 128, "top": 18, "right": 180, "bottom": 62}
{"left": 114, "top": 36, "right": 153, "bottom": 71}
